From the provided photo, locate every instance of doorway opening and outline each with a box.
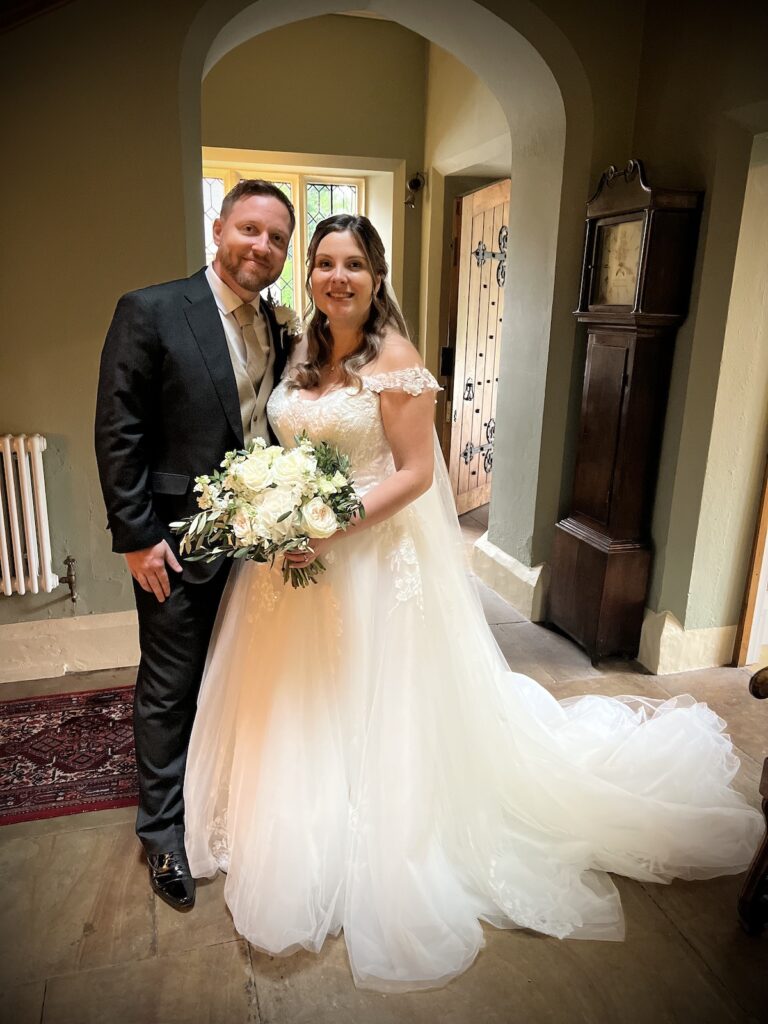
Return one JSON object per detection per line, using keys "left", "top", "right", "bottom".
{"left": 183, "top": 0, "right": 592, "bottom": 588}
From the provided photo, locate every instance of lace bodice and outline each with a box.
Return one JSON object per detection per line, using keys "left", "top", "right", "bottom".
{"left": 267, "top": 367, "right": 441, "bottom": 495}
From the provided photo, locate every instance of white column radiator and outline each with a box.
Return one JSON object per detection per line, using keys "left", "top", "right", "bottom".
{"left": 0, "top": 434, "right": 59, "bottom": 596}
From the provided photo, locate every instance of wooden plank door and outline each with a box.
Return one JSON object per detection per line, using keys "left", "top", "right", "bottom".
{"left": 448, "top": 180, "right": 510, "bottom": 514}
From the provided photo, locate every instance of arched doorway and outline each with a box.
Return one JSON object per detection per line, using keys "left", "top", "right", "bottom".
{"left": 179, "top": 0, "right": 594, "bottom": 617}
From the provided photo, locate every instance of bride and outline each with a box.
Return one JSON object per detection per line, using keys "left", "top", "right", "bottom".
{"left": 184, "top": 214, "right": 762, "bottom": 992}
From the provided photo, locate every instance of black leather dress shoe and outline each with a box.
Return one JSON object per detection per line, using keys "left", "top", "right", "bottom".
{"left": 147, "top": 851, "right": 196, "bottom": 911}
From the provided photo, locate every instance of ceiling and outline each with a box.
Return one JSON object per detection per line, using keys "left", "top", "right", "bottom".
{"left": 1, "top": 0, "right": 75, "bottom": 33}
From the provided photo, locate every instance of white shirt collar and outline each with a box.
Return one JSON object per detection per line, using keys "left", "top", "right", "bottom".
{"left": 205, "top": 264, "right": 261, "bottom": 318}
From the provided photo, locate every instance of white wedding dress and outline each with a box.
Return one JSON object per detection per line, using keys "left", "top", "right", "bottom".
{"left": 184, "top": 366, "right": 762, "bottom": 992}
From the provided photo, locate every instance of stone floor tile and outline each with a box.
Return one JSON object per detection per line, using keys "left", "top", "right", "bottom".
{"left": 472, "top": 576, "right": 526, "bottom": 625}
{"left": 0, "top": 665, "right": 136, "bottom": 701}
{"left": 594, "top": 655, "right": 648, "bottom": 675}
{"left": 470, "top": 503, "right": 490, "bottom": 529}
{"left": 539, "top": 671, "right": 672, "bottom": 702}
{"left": 492, "top": 621, "right": 601, "bottom": 683}
{"left": 42, "top": 939, "right": 255, "bottom": 1024}
{"left": 458, "top": 507, "right": 487, "bottom": 529}
{"left": 1, "top": 804, "right": 137, "bottom": 840}
{"left": 251, "top": 930, "right": 530, "bottom": 1024}
{"left": 155, "top": 871, "right": 238, "bottom": 955}
{"left": 730, "top": 750, "right": 764, "bottom": 811}
{"left": 0, "top": 820, "right": 153, "bottom": 987}
{"left": 654, "top": 667, "right": 768, "bottom": 766}
{"left": 491, "top": 623, "right": 559, "bottom": 686}
{"left": 658, "top": 666, "right": 754, "bottom": 691}
{"left": 640, "top": 872, "right": 768, "bottom": 1023}
{"left": 0, "top": 980, "right": 46, "bottom": 1024}
{"left": 251, "top": 876, "right": 744, "bottom": 1024}
{"left": 546, "top": 876, "right": 748, "bottom": 1023}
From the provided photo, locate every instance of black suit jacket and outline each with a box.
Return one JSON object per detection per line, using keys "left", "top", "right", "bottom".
{"left": 95, "top": 268, "right": 290, "bottom": 582}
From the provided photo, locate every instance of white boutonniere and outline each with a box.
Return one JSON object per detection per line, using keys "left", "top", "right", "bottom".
{"left": 273, "top": 304, "right": 303, "bottom": 338}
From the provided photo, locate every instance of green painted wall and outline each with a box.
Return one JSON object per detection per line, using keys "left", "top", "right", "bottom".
{"left": 685, "top": 133, "right": 768, "bottom": 629}
{"left": 0, "top": 0, "right": 198, "bottom": 626}
{"left": 632, "top": 0, "right": 768, "bottom": 627}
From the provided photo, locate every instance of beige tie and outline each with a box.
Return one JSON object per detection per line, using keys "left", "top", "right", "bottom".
{"left": 232, "top": 302, "right": 274, "bottom": 445}
{"left": 233, "top": 302, "right": 269, "bottom": 376}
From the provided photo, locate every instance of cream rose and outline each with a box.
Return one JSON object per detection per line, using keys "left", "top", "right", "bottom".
{"left": 272, "top": 447, "right": 317, "bottom": 492}
{"left": 232, "top": 451, "right": 273, "bottom": 496}
{"left": 231, "top": 508, "right": 259, "bottom": 547}
{"left": 302, "top": 497, "right": 339, "bottom": 539}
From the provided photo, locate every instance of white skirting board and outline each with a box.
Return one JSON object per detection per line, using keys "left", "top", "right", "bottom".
{"left": 0, "top": 610, "right": 139, "bottom": 685}
{"left": 471, "top": 531, "right": 548, "bottom": 622}
{"left": 637, "top": 609, "right": 737, "bottom": 675}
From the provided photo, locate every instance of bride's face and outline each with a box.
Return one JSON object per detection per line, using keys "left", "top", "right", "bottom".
{"left": 310, "top": 231, "right": 379, "bottom": 328}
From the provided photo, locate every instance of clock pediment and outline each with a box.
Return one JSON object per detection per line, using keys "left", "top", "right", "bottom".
{"left": 576, "top": 159, "right": 702, "bottom": 320}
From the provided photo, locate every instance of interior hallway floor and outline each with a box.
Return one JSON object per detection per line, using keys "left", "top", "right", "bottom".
{"left": 1, "top": 505, "right": 767, "bottom": 1024}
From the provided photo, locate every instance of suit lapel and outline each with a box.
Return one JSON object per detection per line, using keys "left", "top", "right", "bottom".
{"left": 183, "top": 270, "right": 244, "bottom": 447}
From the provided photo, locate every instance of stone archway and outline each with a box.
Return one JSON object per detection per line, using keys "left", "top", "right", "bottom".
{"left": 179, "top": 0, "right": 594, "bottom": 613}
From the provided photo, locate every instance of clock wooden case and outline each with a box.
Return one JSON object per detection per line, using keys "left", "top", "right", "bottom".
{"left": 548, "top": 160, "right": 702, "bottom": 660}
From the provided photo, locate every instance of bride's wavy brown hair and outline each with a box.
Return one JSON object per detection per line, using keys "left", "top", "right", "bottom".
{"left": 288, "top": 214, "right": 409, "bottom": 391}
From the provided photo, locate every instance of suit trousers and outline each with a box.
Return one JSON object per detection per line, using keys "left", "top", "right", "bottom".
{"left": 132, "top": 559, "right": 231, "bottom": 854}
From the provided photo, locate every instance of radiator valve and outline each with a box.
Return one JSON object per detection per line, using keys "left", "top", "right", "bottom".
{"left": 61, "top": 555, "right": 77, "bottom": 604}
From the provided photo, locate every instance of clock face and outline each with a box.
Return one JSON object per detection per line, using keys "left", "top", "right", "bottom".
{"left": 592, "top": 218, "right": 642, "bottom": 306}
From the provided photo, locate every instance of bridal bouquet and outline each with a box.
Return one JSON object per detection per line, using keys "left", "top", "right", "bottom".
{"left": 170, "top": 435, "right": 364, "bottom": 588}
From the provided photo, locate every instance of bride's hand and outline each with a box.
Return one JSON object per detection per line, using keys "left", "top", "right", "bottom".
{"left": 283, "top": 536, "right": 335, "bottom": 569}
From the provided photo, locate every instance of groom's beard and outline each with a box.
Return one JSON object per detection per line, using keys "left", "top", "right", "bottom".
{"left": 217, "top": 245, "right": 280, "bottom": 294}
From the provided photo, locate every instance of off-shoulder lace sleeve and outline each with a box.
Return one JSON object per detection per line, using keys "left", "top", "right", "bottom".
{"left": 362, "top": 367, "right": 442, "bottom": 396}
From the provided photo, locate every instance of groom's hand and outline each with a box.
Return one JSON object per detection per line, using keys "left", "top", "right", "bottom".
{"left": 125, "top": 541, "right": 183, "bottom": 603}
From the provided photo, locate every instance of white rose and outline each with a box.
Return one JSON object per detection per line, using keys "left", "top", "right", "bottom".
{"left": 255, "top": 485, "right": 300, "bottom": 540}
{"left": 272, "top": 448, "right": 317, "bottom": 492}
{"left": 235, "top": 451, "right": 273, "bottom": 495}
{"left": 302, "top": 497, "right": 339, "bottom": 539}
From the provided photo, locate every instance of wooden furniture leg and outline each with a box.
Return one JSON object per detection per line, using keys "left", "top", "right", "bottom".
{"left": 738, "top": 666, "right": 768, "bottom": 935}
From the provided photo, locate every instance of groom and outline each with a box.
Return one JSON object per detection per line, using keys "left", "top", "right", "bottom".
{"left": 95, "top": 180, "right": 295, "bottom": 910}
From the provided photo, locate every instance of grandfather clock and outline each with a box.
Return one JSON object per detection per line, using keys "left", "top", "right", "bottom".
{"left": 548, "top": 160, "right": 702, "bottom": 660}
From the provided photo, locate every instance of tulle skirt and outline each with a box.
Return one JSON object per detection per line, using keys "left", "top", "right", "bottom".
{"left": 184, "top": 478, "right": 762, "bottom": 992}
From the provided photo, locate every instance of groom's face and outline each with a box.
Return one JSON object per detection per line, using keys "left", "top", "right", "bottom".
{"left": 213, "top": 195, "right": 292, "bottom": 299}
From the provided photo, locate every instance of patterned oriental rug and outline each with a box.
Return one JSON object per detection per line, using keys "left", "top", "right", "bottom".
{"left": 0, "top": 686, "right": 138, "bottom": 826}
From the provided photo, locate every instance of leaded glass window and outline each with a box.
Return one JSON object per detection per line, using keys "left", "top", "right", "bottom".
{"left": 203, "top": 177, "right": 225, "bottom": 264}
{"left": 305, "top": 182, "right": 359, "bottom": 240}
